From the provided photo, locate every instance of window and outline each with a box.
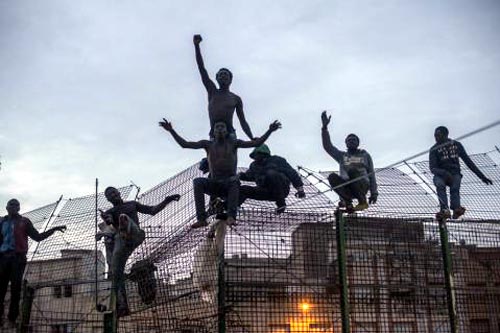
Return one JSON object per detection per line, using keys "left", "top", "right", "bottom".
{"left": 63, "top": 285, "right": 73, "bottom": 298}
{"left": 470, "top": 319, "right": 490, "bottom": 333}
{"left": 394, "top": 322, "right": 415, "bottom": 333}
{"left": 53, "top": 286, "right": 62, "bottom": 298}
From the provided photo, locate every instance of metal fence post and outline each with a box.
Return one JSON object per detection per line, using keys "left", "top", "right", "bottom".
{"left": 214, "top": 221, "right": 228, "bottom": 333}
{"left": 103, "top": 291, "right": 117, "bottom": 333}
{"left": 335, "top": 210, "right": 350, "bottom": 333}
{"left": 19, "top": 281, "right": 34, "bottom": 333}
{"left": 438, "top": 218, "right": 458, "bottom": 333}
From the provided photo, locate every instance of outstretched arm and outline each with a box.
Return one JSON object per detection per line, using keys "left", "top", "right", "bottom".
{"left": 193, "top": 34, "right": 216, "bottom": 95}
{"left": 136, "top": 194, "right": 181, "bottom": 216}
{"left": 159, "top": 118, "right": 210, "bottom": 149}
{"left": 235, "top": 97, "right": 254, "bottom": 139}
{"left": 237, "top": 120, "right": 281, "bottom": 148}
{"left": 321, "top": 111, "right": 343, "bottom": 162}
{"left": 27, "top": 220, "right": 66, "bottom": 242}
{"left": 458, "top": 142, "right": 493, "bottom": 184}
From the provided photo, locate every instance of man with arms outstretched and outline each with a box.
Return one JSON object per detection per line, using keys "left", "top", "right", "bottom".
{"left": 193, "top": 34, "right": 255, "bottom": 139}
{"left": 159, "top": 118, "right": 281, "bottom": 228}
{"left": 430, "top": 126, "right": 493, "bottom": 219}
{"left": 321, "top": 111, "right": 378, "bottom": 212}
{"left": 99, "top": 188, "right": 180, "bottom": 317}
{"left": 0, "top": 199, "right": 66, "bottom": 328}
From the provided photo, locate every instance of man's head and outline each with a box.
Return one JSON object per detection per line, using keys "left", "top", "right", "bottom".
{"left": 213, "top": 122, "right": 229, "bottom": 140}
{"left": 104, "top": 187, "right": 122, "bottom": 205}
{"left": 434, "top": 126, "right": 449, "bottom": 143}
{"left": 216, "top": 68, "right": 233, "bottom": 88}
{"left": 6, "top": 199, "right": 20, "bottom": 216}
{"left": 345, "top": 134, "right": 360, "bottom": 151}
{"left": 249, "top": 144, "right": 271, "bottom": 162}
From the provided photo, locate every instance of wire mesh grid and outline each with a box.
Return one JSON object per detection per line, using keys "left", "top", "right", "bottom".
{"left": 2, "top": 149, "right": 500, "bottom": 332}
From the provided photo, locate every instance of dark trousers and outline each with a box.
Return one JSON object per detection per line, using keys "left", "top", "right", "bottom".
{"left": 328, "top": 170, "right": 369, "bottom": 204}
{"left": 239, "top": 170, "right": 290, "bottom": 207}
{"left": 110, "top": 219, "right": 145, "bottom": 316}
{"left": 0, "top": 253, "right": 27, "bottom": 322}
{"left": 194, "top": 177, "right": 240, "bottom": 220}
{"left": 433, "top": 174, "right": 462, "bottom": 210}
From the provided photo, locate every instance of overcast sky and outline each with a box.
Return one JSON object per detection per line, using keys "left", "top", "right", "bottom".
{"left": 1, "top": 0, "right": 500, "bottom": 211}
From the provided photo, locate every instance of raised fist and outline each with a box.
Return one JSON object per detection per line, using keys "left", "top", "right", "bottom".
{"left": 193, "top": 34, "right": 203, "bottom": 45}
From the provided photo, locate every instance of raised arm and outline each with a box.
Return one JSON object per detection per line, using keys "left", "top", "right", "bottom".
{"left": 159, "top": 118, "right": 210, "bottom": 149}
{"left": 235, "top": 97, "right": 254, "bottom": 139}
{"left": 237, "top": 120, "right": 281, "bottom": 148}
{"left": 193, "top": 34, "right": 216, "bottom": 95}
{"left": 321, "top": 111, "right": 343, "bottom": 162}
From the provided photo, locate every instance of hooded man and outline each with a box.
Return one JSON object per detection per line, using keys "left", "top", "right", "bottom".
{"left": 239, "top": 144, "right": 305, "bottom": 214}
{"left": 0, "top": 199, "right": 66, "bottom": 328}
{"left": 321, "top": 111, "right": 378, "bottom": 212}
{"left": 430, "top": 126, "right": 493, "bottom": 219}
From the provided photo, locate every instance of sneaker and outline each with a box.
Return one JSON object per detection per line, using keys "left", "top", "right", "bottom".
{"left": 338, "top": 201, "right": 354, "bottom": 213}
{"left": 452, "top": 206, "right": 466, "bottom": 219}
{"left": 191, "top": 219, "right": 208, "bottom": 229}
{"left": 207, "top": 198, "right": 225, "bottom": 217}
{"left": 435, "top": 209, "right": 451, "bottom": 220}
{"left": 276, "top": 199, "right": 286, "bottom": 214}
{"left": 354, "top": 202, "right": 369, "bottom": 211}
{"left": 119, "top": 214, "right": 132, "bottom": 234}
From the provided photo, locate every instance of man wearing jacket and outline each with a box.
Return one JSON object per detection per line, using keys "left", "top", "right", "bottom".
{"left": 321, "top": 111, "right": 378, "bottom": 212}
{"left": 430, "top": 126, "right": 493, "bottom": 219}
{"left": 0, "top": 199, "right": 66, "bottom": 328}
{"left": 239, "top": 144, "right": 306, "bottom": 214}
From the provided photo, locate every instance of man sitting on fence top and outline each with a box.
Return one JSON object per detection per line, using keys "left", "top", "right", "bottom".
{"left": 430, "top": 126, "right": 493, "bottom": 219}
{"left": 0, "top": 199, "right": 66, "bottom": 329}
{"left": 159, "top": 118, "right": 281, "bottom": 229}
{"left": 100, "top": 187, "right": 181, "bottom": 317}
{"left": 321, "top": 111, "right": 378, "bottom": 213}
{"left": 239, "top": 144, "right": 305, "bottom": 214}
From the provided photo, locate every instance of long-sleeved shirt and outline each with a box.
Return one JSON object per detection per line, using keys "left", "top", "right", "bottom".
{"left": 322, "top": 129, "right": 378, "bottom": 195}
{"left": 239, "top": 155, "right": 304, "bottom": 189}
{"left": 0, "top": 215, "right": 53, "bottom": 254}
{"left": 429, "top": 139, "right": 486, "bottom": 179}
{"left": 104, "top": 201, "right": 157, "bottom": 228}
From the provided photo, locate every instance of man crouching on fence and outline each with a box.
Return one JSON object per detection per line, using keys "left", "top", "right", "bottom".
{"left": 99, "top": 187, "right": 180, "bottom": 317}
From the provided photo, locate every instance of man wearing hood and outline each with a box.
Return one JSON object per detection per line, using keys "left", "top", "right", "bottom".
{"left": 239, "top": 144, "right": 305, "bottom": 214}
{"left": 430, "top": 126, "right": 493, "bottom": 219}
{"left": 321, "top": 111, "right": 378, "bottom": 212}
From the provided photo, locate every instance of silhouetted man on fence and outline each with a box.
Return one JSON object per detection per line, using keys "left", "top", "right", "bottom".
{"left": 430, "top": 126, "right": 493, "bottom": 219}
{"left": 159, "top": 118, "right": 281, "bottom": 228}
{"left": 321, "top": 111, "right": 378, "bottom": 212}
{"left": 0, "top": 199, "right": 66, "bottom": 328}
{"left": 239, "top": 144, "right": 306, "bottom": 214}
{"left": 99, "top": 187, "right": 180, "bottom": 317}
{"left": 193, "top": 34, "right": 255, "bottom": 139}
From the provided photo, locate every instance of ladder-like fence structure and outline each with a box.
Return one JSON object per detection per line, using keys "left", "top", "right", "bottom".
{"left": 4, "top": 148, "right": 500, "bottom": 333}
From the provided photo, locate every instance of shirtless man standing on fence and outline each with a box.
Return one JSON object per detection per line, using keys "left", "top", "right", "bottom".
{"left": 193, "top": 34, "right": 255, "bottom": 140}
